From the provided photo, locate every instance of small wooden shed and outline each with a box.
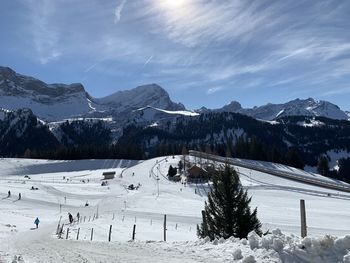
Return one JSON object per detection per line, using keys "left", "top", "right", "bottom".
{"left": 102, "top": 171, "right": 116, "bottom": 180}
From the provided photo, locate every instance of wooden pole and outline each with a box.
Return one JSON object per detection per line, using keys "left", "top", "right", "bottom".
{"left": 66, "top": 228, "right": 69, "bottom": 239}
{"left": 59, "top": 225, "right": 64, "bottom": 239}
{"left": 108, "top": 225, "right": 112, "bottom": 242}
{"left": 90, "top": 228, "right": 94, "bottom": 241}
{"left": 56, "top": 224, "right": 60, "bottom": 235}
{"left": 76, "top": 228, "right": 80, "bottom": 240}
{"left": 132, "top": 224, "right": 136, "bottom": 240}
{"left": 300, "top": 199, "right": 307, "bottom": 238}
{"left": 163, "top": 214, "right": 167, "bottom": 241}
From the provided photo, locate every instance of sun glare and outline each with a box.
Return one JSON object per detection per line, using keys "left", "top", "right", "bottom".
{"left": 163, "top": 0, "right": 187, "bottom": 8}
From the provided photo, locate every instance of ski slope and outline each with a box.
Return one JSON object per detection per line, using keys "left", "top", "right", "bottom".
{"left": 1, "top": 156, "right": 350, "bottom": 262}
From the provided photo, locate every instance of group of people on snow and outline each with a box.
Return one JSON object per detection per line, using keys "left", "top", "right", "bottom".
{"left": 34, "top": 212, "right": 80, "bottom": 229}
{"left": 68, "top": 212, "right": 81, "bottom": 224}
{"left": 6, "top": 190, "right": 21, "bottom": 200}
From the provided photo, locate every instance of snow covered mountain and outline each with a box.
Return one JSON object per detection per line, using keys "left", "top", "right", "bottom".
{"left": 0, "top": 66, "right": 96, "bottom": 121}
{"left": 0, "top": 67, "right": 184, "bottom": 122}
{"left": 1, "top": 66, "right": 348, "bottom": 123}
{"left": 98, "top": 84, "right": 185, "bottom": 113}
{"left": 214, "top": 98, "right": 348, "bottom": 121}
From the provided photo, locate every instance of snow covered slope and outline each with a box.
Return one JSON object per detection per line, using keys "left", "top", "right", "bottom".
{"left": 1, "top": 156, "right": 350, "bottom": 262}
{"left": 136, "top": 106, "right": 199, "bottom": 117}
{"left": 0, "top": 67, "right": 97, "bottom": 121}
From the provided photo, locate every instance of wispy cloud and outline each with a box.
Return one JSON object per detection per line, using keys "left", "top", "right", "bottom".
{"left": 143, "top": 55, "right": 153, "bottom": 67}
{"left": 114, "top": 0, "right": 127, "bottom": 24}
{"left": 26, "top": 0, "right": 61, "bottom": 64}
{"left": 84, "top": 61, "right": 101, "bottom": 73}
{"left": 7, "top": 0, "right": 350, "bottom": 109}
{"left": 207, "top": 86, "right": 223, "bottom": 94}
{"left": 321, "top": 87, "right": 350, "bottom": 96}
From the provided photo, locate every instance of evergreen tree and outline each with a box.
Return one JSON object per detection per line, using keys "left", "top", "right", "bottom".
{"left": 168, "top": 165, "right": 177, "bottom": 177}
{"left": 338, "top": 158, "right": 350, "bottom": 183}
{"left": 286, "top": 148, "right": 304, "bottom": 169}
{"left": 197, "top": 165, "right": 261, "bottom": 240}
{"left": 317, "top": 155, "right": 330, "bottom": 177}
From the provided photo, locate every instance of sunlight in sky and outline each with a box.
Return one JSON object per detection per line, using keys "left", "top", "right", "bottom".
{"left": 162, "top": 0, "right": 188, "bottom": 8}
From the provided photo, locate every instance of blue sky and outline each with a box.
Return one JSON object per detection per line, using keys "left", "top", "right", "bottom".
{"left": 1, "top": 0, "right": 350, "bottom": 110}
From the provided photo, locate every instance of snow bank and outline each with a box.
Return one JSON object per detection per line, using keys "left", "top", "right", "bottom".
{"left": 156, "top": 229, "right": 350, "bottom": 262}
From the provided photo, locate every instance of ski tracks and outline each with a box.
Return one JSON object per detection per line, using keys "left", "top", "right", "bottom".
{"left": 11, "top": 224, "right": 202, "bottom": 263}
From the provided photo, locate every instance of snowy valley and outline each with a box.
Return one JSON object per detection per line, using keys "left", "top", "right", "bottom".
{"left": 1, "top": 155, "right": 350, "bottom": 262}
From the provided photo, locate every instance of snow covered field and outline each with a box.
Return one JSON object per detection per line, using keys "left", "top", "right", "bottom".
{"left": 1, "top": 156, "right": 350, "bottom": 262}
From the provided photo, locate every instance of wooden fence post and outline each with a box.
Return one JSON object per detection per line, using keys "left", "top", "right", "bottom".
{"left": 56, "top": 224, "right": 60, "bottom": 235}
{"left": 76, "top": 228, "right": 80, "bottom": 240}
{"left": 300, "top": 199, "right": 307, "bottom": 238}
{"left": 59, "top": 225, "right": 64, "bottom": 239}
{"left": 108, "top": 225, "right": 112, "bottom": 242}
{"left": 66, "top": 228, "right": 69, "bottom": 239}
{"left": 90, "top": 228, "right": 94, "bottom": 241}
{"left": 163, "top": 214, "right": 167, "bottom": 241}
{"left": 132, "top": 224, "right": 136, "bottom": 240}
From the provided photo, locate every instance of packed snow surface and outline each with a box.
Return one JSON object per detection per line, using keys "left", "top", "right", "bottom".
{"left": 1, "top": 156, "right": 350, "bottom": 262}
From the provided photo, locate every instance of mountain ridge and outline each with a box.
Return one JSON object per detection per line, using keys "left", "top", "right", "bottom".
{"left": 0, "top": 66, "right": 348, "bottom": 122}
{"left": 206, "top": 98, "right": 349, "bottom": 121}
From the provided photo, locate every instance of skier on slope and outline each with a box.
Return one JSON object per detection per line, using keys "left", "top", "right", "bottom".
{"left": 34, "top": 217, "right": 40, "bottom": 228}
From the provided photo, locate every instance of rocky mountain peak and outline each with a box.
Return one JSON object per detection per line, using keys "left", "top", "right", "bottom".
{"left": 221, "top": 101, "right": 242, "bottom": 112}
{"left": 99, "top": 83, "right": 185, "bottom": 112}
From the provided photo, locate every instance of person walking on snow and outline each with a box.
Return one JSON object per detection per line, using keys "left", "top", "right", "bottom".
{"left": 68, "top": 213, "right": 73, "bottom": 224}
{"left": 7, "top": 190, "right": 11, "bottom": 197}
{"left": 34, "top": 217, "right": 40, "bottom": 228}
{"left": 18, "top": 193, "right": 21, "bottom": 200}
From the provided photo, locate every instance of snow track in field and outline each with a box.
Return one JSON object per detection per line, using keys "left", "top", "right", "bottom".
{"left": 10, "top": 225, "right": 201, "bottom": 263}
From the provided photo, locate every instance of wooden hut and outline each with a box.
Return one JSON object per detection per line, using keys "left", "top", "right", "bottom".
{"left": 186, "top": 165, "right": 208, "bottom": 182}
{"left": 102, "top": 171, "right": 116, "bottom": 180}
